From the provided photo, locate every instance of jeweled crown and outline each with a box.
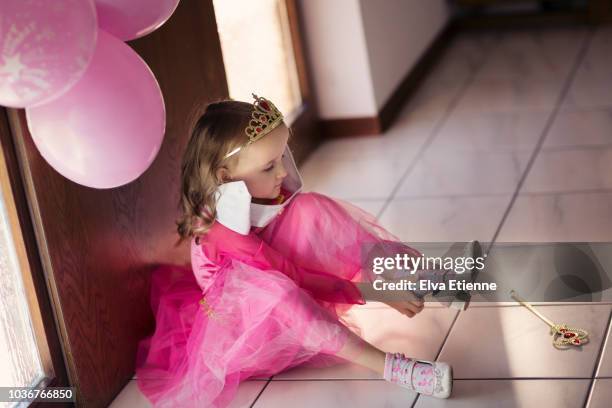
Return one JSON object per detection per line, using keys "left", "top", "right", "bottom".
{"left": 223, "top": 93, "right": 284, "bottom": 159}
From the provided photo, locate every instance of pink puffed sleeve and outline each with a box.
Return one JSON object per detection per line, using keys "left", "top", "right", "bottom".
{"left": 204, "top": 221, "right": 365, "bottom": 305}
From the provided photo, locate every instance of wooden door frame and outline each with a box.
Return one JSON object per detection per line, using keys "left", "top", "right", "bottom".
{"left": 282, "top": 0, "right": 322, "bottom": 165}
{"left": 0, "top": 108, "right": 71, "bottom": 407}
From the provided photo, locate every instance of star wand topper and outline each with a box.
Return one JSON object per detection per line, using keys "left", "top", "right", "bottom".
{"left": 509, "top": 290, "right": 589, "bottom": 350}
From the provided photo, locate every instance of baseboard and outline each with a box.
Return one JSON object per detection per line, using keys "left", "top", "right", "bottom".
{"left": 456, "top": 11, "right": 590, "bottom": 29}
{"left": 319, "top": 22, "right": 456, "bottom": 139}
{"left": 319, "top": 116, "right": 382, "bottom": 140}
{"left": 378, "top": 22, "right": 456, "bottom": 135}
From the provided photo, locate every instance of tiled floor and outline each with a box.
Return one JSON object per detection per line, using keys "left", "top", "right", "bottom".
{"left": 111, "top": 26, "right": 612, "bottom": 407}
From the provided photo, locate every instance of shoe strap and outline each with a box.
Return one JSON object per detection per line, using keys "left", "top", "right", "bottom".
{"left": 401, "top": 357, "right": 418, "bottom": 389}
{"left": 385, "top": 353, "right": 437, "bottom": 393}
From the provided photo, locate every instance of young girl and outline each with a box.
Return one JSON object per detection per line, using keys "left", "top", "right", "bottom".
{"left": 135, "top": 94, "right": 477, "bottom": 407}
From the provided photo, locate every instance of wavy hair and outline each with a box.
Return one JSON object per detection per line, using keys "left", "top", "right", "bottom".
{"left": 175, "top": 99, "right": 253, "bottom": 246}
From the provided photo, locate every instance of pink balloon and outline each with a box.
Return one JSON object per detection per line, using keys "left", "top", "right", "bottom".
{"left": 26, "top": 30, "right": 166, "bottom": 189}
{"left": 0, "top": 0, "right": 98, "bottom": 108}
{"left": 95, "top": 0, "right": 180, "bottom": 41}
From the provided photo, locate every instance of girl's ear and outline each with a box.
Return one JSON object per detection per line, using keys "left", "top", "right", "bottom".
{"left": 215, "top": 166, "right": 231, "bottom": 183}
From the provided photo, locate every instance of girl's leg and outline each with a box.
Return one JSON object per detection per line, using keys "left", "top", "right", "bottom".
{"left": 334, "top": 328, "right": 386, "bottom": 375}
{"left": 333, "top": 322, "right": 452, "bottom": 399}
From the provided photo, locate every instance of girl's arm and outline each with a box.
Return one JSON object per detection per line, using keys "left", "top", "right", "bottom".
{"left": 207, "top": 222, "right": 365, "bottom": 305}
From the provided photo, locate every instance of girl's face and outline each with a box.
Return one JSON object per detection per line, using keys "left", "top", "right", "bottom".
{"left": 218, "top": 123, "right": 290, "bottom": 200}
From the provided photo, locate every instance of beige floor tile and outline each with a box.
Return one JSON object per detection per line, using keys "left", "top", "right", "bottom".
{"left": 339, "top": 198, "right": 387, "bottom": 219}
{"left": 300, "top": 154, "right": 411, "bottom": 200}
{"left": 594, "top": 312, "right": 612, "bottom": 378}
{"left": 590, "top": 25, "right": 612, "bottom": 54}
{"left": 415, "top": 379, "right": 590, "bottom": 408}
{"left": 438, "top": 304, "right": 610, "bottom": 379}
{"left": 496, "top": 191, "right": 612, "bottom": 241}
{"left": 522, "top": 147, "right": 612, "bottom": 193}
{"left": 455, "top": 78, "right": 563, "bottom": 114}
{"left": 583, "top": 26, "right": 612, "bottom": 73}
{"left": 378, "top": 195, "right": 511, "bottom": 242}
{"left": 272, "top": 361, "right": 378, "bottom": 381}
{"left": 274, "top": 305, "right": 457, "bottom": 380}
{"left": 253, "top": 379, "right": 418, "bottom": 407}
{"left": 542, "top": 109, "right": 612, "bottom": 149}
{"left": 229, "top": 381, "right": 270, "bottom": 408}
{"left": 307, "top": 115, "right": 434, "bottom": 161}
{"left": 587, "top": 378, "right": 612, "bottom": 408}
{"left": 562, "top": 27, "right": 612, "bottom": 110}
{"left": 425, "top": 31, "right": 495, "bottom": 86}
{"left": 563, "top": 69, "right": 612, "bottom": 109}
{"left": 396, "top": 150, "right": 530, "bottom": 198}
{"left": 474, "top": 27, "right": 587, "bottom": 83}
{"left": 110, "top": 380, "right": 153, "bottom": 408}
{"left": 110, "top": 379, "right": 267, "bottom": 408}
{"left": 399, "top": 80, "right": 466, "bottom": 121}
{"left": 430, "top": 110, "right": 549, "bottom": 153}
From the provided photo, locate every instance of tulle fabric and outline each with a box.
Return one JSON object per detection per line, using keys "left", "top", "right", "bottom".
{"left": 135, "top": 192, "right": 423, "bottom": 407}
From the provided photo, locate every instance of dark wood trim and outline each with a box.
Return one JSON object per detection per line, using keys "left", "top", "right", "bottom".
{"left": 320, "top": 117, "right": 382, "bottom": 139}
{"left": 283, "top": 0, "right": 322, "bottom": 164}
{"left": 588, "top": 0, "right": 612, "bottom": 23}
{"left": 0, "top": 108, "right": 71, "bottom": 403}
{"left": 287, "top": 101, "right": 321, "bottom": 165}
{"left": 455, "top": 10, "right": 590, "bottom": 29}
{"left": 452, "top": 0, "right": 601, "bottom": 28}
{"left": 320, "top": 22, "right": 455, "bottom": 139}
{"left": 285, "top": 0, "right": 311, "bottom": 103}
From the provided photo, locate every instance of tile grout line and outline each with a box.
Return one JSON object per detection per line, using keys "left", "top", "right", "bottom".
{"left": 592, "top": 309, "right": 612, "bottom": 378}
{"left": 487, "top": 28, "right": 594, "bottom": 253}
{"left": 406, "top": 34, "right": 506, "bottom": 408}
{"left": 259, "top": 376, "right": 612, "bottom": 382}
{"left": 375, "top": 89, "right": 467, "bottom": 221}
{"left": 583, "top": 308, "right": 612, "bottom": 408}
{"left": 249, "top": 377, "right": 273, "bottom": 408}
{"left": 390, "top": 187, "right": 612, "bottom": 201}
{"left": 375, "top": 35, "right": 500, "bottom": 223}
{"left": 540, "top": 143, "right": 612, "bottom": 152}
{"left": 450, "top": 377, "right": 596, "bottom": 381}
{"left": 413, "top": 27, "right": 590, "bottom": 405}
{"left": 360, "top": 302, "right": 612, "bottom": 309}
{"left": 334, "top": 186, "right": 612, "bottom": 206}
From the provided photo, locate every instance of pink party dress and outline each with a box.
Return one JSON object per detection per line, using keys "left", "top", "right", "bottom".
{"left": 135, "top": 147, "right": 422, "bottom": 407}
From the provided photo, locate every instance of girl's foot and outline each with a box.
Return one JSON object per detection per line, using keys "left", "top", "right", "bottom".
{"left": 383, "top": 352, "right": 453, "bottom": 399}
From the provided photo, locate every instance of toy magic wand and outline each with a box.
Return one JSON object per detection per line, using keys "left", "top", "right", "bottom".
{"left": 509, "top": 290, "right": 589, "bottom": 349}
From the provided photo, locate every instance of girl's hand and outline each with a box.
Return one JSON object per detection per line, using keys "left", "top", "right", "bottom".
{"left": 383, "top": 298, "right": 425, "bottom": 318}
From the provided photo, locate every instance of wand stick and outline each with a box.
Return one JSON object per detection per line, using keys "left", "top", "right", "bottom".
{"left": 509, "top": 289, "right": 589, "bottom": 349}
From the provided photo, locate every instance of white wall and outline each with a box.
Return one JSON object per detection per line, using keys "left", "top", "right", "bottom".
{"left": 299, "top": 0, "right": 450, "bottom": 120}
{"left": 359, "top": 0, "right": 450, "bottom": 110}
{"left": 298, "top": 0, "right": 377, "bottom": 119}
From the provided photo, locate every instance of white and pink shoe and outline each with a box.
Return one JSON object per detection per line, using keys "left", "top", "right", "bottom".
{"left": 383, "top": 352, "right": 453, "bottom": 399}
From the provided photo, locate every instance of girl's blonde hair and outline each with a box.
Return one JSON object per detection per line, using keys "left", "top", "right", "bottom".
{"left": 175, "top": 99, "right": 253, "bottom": 246}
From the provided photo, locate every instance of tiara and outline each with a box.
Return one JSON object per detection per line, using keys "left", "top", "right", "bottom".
{"left": 223, "top": 93, "right": 284, "bottom": 159}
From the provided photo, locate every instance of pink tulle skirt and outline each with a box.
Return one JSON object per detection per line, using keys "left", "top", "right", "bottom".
{"left": 135, "top": 192, "right": 416, "bottom": 407}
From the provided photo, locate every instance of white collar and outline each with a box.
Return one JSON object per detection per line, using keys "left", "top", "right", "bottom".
{"left": 214, "top": 146, "right": 303, "bottom": 235}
